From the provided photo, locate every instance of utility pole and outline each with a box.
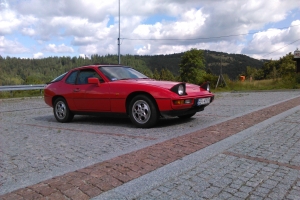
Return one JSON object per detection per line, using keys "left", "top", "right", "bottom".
{"left": 215, "top": 57, "right": 227, "bottom": 89}
{"left": 118, "top": 0, "right": 121, "bottom": 64}
{"left": 294, "top": 48, "right": 300, "bottom": 73}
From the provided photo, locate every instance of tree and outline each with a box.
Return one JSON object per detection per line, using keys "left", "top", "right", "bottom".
{"left": 152, "top": 68, "right": 160, "bottom": 80}
{"left": 160, "top": 68, "right": 175, "bottom": 81}
{"left": 179, "top": 48, "right": 206, "bottom": 84}
{"left": 263, "top": 53, "right": 296, "bottom": 79}
{"left": 278, "top": 53, "right": 295, "bottom": 76}
{"left": 246, "top": 66, "right": 256, "bottom": 78}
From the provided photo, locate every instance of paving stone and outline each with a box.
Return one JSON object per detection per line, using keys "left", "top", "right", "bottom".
{"left": 239, "top": 185, "right": 253, "bottom": 193}
{"left": 234, "top": 191, "right": 249, "bottom": 199}
{"left": 133, "top": 110, "right": 300, "bottom": 200}
{"left": 1, "top": 93, "right": 300, "bottom": 199}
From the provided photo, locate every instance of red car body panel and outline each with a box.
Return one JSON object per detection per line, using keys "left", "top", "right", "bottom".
{"left": 44, "top": 65, "right": 214, "bottom": 127}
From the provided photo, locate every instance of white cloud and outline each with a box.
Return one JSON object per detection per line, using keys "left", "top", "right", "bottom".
{"left": 135, "top": 41, "right": 244, "bottom": 56}
{"left": 0, "top": 10, "right": 21, "bottom": 35}
{"left": 242, "top": 20, "right": 300, "bottom": 59}
{"left": 33, "top": 52, "right": 43, "bottom": 59}
{"left": 21, "top": 27, "right": 35, "bottom": 36}
{"left": 45, "top": 43, "right": 74, "bottom": 53}
{"left": 78, "top": 43, "right": 116, "bottom": 55}
{"left": 72, "top": 36, "right": 97, "bottom": 46}
{"left": 0, "top": 0, "right": 299, "bottom": 59}
{"left": 0, "top": 1, "right": 38, "bottom": 36}
{"left": 0, "top": 0, "right": 9, "bottom": 9}
{"left": 0, "top": 36, "right": 28, "bottom": 53}
{"left": 132, "top": 8, "right": 207, "bottom": 40}
{"left": 15, "top": 0, "right": 115, "bottom": 22}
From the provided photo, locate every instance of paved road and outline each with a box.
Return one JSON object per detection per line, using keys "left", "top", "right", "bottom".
{"left": 97, "top": 106, "right": 300, "bottom": 200}
{"left": 0, "top": 91, "right": 299, "bottom": 199}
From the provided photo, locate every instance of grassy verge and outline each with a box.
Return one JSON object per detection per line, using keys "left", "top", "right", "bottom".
{"left": 1, "top": 77, "right": 300, "bottom": 99}
{"left": 212, "top": 78, "right": 300, "bottom": 93}
{"left": 0, "top": 90, "right": 43, "bottom": 99}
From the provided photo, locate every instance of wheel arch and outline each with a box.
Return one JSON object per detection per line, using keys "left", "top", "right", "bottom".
{"left": 125, "top": 92, "right": 159, "bottom": 116}
{"left": 52, "top": 95, "right": 74, "bottom": 123}
{"left": 52, "top": 95, "right": 66, "bottom": 107}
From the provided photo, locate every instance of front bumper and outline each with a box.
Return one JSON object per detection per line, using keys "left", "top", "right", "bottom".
{"left": 161, "top": 95, "right": 214, "bottom": 117}
{"left": 160, "top": 104, "right": 207, "bottom": 118}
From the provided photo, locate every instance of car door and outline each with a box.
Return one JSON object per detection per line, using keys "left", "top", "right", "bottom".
{"left": 70, "top": 69, "right": 111, "bottom": 111}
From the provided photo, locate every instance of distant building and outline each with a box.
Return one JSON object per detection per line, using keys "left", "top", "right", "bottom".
{"left": 294, "top": 49, "right": 300, "bottom": 73}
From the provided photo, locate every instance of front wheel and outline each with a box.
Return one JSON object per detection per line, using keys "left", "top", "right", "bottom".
{"left": 177, "top": 112, "right": 196, "bottom": 119}
{"left": 129, "top": 95, "right": 158, "bottom": 128}
{"left": 53, "top": 98, "right": 74, "bottom": 123}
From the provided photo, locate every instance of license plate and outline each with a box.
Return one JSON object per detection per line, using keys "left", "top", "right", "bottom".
{"left": 197, "top": 97, "right": 211, "bottom": 106}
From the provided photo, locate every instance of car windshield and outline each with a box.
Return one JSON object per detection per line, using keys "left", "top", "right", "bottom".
{"left": 49, "top": 72, "right": 68, "bottom": 83}
{"left": 99, "top": 66, "right": 148, "bottom": 81}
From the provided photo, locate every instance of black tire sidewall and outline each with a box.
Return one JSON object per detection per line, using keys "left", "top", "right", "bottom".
{"left": 53, "top": 98, "right": 73, "bottom": 123}
{"left": 129, "top": 95, "right": 158, "bottom": 128}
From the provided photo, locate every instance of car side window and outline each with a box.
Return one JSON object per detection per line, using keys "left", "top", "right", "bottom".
{"left": 76, "top": 69, "right": 104, "bottom": 85}
{"left": 65, "top": 71, "right": 78, "bottom": 84}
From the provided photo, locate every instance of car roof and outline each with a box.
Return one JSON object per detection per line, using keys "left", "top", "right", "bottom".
{"left": 73, "top": 64, "right": 123, "bottom": 70}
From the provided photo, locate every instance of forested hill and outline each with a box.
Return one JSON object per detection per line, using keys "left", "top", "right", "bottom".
{"left": 137, "top": 50, "right": 265, "bottom": 79}
{"left": 0, "top": 50, "right": 265, "bottom": 85}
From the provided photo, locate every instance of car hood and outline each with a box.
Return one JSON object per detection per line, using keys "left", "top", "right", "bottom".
{"left": 124, "top": 79, "right": 202, "bottom": 92}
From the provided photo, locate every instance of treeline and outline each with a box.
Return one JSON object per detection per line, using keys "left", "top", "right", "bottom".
{"left": 137, "top": 50, "right": 265, "bottom": 79}
{"left": 244, "top": 53, "right": 297, "bottom": 80}
{"left": 0, "top": 50, "right": 297, "bottom": 86}
{"left": 0, "top": 55, "right": 152, "bottom": 85}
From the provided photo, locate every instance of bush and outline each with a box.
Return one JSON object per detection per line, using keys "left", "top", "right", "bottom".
{"left": 295, "top": 73, "right": 300, "bottom": 84}
{"left": 202, "top": 73, "right": 219, "bottom": 87}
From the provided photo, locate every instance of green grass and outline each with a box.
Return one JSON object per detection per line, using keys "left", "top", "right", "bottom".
{"left": 1, "top": 77, "right": 300, "bottom": 99}
{"left": 0, "top": 90, "right": 43, "bottom": 99}
{"left": 212, "top": 78, "right": 300, "bottom": 93}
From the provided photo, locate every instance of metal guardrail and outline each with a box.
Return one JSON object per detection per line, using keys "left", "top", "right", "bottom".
{"left": 0, "top": 84, "right": 46, "bottom": 92}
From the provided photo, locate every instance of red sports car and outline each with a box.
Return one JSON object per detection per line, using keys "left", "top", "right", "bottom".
{"left": 44, "top": 64, "right": 214, "bottom": 128}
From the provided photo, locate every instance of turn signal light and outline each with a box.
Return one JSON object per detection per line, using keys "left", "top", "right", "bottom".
{"left": 173, "top": 99, "right": 192, "bottom": 105}
{"left": 184, "top": 99, "right": 192, "bottom": 104}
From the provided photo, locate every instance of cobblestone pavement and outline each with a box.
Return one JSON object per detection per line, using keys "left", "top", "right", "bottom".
{"left": 0, "top": 91, "right": 299, "bottom": 199}
{"left": 128, "top": 110, "right": 300, "bottom": 200}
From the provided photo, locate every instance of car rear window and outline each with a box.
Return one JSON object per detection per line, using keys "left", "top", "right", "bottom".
{"left": 65, "top": 71, "right": 78, "bottom": 84}
{"left": 50, "top": 72, "right": 68, "bottom": 83}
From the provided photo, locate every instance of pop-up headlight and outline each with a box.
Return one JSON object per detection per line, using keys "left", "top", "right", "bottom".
{"left": 200, "top": 82, "right": 210, "bottom": 92}
{"left": 171, "top": 83, "right": 187, "bottom": 96}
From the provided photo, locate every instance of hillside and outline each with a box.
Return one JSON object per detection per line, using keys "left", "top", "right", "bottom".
{"left": 137, "top": 50, "right": 265, "bottom": 79}
{"left": 0, "top": 50, "right": 266, "bottom": 85}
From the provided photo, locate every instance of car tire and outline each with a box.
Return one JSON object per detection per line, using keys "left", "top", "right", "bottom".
{"left": 129, "top": 95, "right": 158, "bottom": 128}
{"left": 177, "top": 112, "right": 196, "bottom": 119}
{"left": 53, "top": 97, "right": 74, "bottom": 123}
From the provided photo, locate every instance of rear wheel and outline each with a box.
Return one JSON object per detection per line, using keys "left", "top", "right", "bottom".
{"left": 129, "top": 95, "right": 158, "bottom": 128}
{"left": 53, "top": 97, "right": 74, "bottom": 123}
{"left": 177, "top": 112, "right": 196, "bottom": 119}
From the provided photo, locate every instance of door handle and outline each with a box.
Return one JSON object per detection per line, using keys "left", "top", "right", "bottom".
{"left": 73, "top": 88, "right": 80, "bottom": 92}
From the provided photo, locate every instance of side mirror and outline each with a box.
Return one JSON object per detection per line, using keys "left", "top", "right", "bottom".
{"left": 88, "top": 77, "right": 100, "bottom": 86}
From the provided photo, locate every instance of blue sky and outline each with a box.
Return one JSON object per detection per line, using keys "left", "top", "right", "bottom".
{"left": 0, "top": 0, "right": 300, "bottom": 60}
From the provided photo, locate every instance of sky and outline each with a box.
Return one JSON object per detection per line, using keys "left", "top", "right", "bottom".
{"left": 0, "top": 0, "right": 300, "bottom": 60}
